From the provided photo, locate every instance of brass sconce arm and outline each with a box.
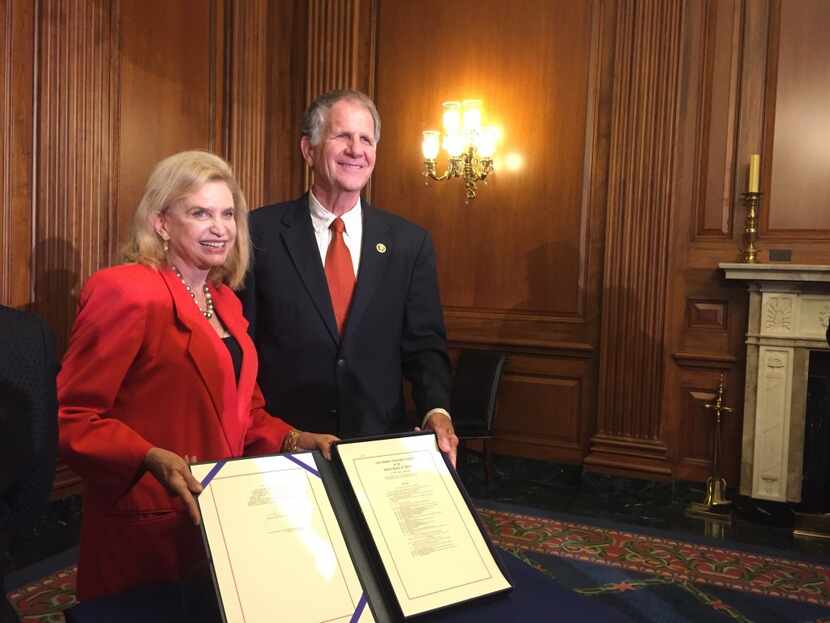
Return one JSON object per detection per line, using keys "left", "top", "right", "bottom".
{"left": 424, "top": 158, "right": 463, "bottom": 181}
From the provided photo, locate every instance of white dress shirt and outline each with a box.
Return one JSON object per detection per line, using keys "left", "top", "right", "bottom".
{"left": 309, "top": 191, "right": 362, "bottom": 276}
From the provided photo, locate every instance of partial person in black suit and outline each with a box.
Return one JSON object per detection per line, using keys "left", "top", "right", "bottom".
{"left": 0, "top": 306, "right": 58, "bottom": 622}
{"left": 242, "top": 90, "right": 458, "bottom": 463}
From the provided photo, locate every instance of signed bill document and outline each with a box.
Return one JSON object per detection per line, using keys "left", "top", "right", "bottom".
{"left": 192, "top": 432, "right": 510, "bottom": 623}
{"left": 334, "top": 433, "right": 511, "bottom": 618}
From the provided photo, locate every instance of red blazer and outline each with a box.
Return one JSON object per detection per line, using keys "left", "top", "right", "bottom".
{"left": 59, "top": 263, "right": 291, "bottom": 600}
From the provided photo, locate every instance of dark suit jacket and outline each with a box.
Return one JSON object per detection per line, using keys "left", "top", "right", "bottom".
{"left": 58, "top": 264, "right": 291, "bottom": 600}
{"left": 242, "top": 194, "right": 451, "bottom": 437}
{"left": 0, "top": 305, "right": 57, "bottom": 534}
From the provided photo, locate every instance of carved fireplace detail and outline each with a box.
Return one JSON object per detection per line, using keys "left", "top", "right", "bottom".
{"left": 721, "top": 263, "right": 830, "bottom": 503}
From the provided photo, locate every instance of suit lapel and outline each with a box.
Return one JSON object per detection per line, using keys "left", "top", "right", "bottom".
{"left": 280, "top": 197, "right": 339, "bottom": 343}
{"left": 345, "top": 204, "right": 390, "bottom": 339}
{"left": 160, "top": 269, "right": 234, "bottom": 454}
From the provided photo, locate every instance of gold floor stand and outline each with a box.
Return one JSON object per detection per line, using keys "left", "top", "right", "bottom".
{"left": 686, "top": 475, "right": 733, "bottom": 524}
{"left": 793, "top": 512, "right": 830, "bottom": 541}
{"left": 686, "top": 502, "right": 733, "bottom": 524}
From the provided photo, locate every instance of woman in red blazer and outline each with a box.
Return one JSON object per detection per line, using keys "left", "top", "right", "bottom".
{"left": 58, "top": 151, "right": 337, "bottom": 601}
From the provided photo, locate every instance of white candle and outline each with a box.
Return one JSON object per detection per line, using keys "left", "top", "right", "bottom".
{"left": 422, "top": 131, "right": 440, "bottom": 160}
{"left": 748, "top": 154, "right": 760, "bottom": 193}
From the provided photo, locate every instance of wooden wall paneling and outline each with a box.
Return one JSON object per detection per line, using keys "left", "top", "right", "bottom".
{"left": 36, "top": 0, "right": 119, "bottom": 499}
{"left": 368, "top": 0, "right": 612, "bottom": 462}
{"left": 676, "top": 270, "right": 746, "bottom": 363}
{"left": 667, "top": 0, "right": 830, "bottom": 483}
{"left": 263, "top": 0, "right": 308, "bottom": 203}
{"left": 669, "top": 272, "right": 744, "bottom": 483}
{"left": 675, "top": 371, "right": 719, "bottom": 478}
{"left": 306, "top": 0, "right": 371, "bottom": 97}
{"left": 730, "top": 0, "right": 767, "bottom": 260}
{"left": 587, "top": 0, "right": 684, "bottom": 477}
{"left": 490, "top": 354, "right": 590, "bottom": 464}
{"left": 0, "top": 0, "right": 35, "bottom": 307}
{"left": 224, "top": 0, "right": 267, "bottom": 209}
{"left": 372, "top": 0, "right": 605, "bottom": 349}
{"left": 690, "top": 0, "right": 743, "bottom": 240}
{"left": 761, "top": 0, "right": 830, "bottom": 238}
{"left": 35, "top": 0, "right": 118, "bottom": 351}
{"left": 115, "top": 0, "right": 219, "bottom": 257}
{"left": 210, "top": 0, "right": 225, "bottom": 159}
{"left": 659, "top": 0, "right": 751, "bottom": 483}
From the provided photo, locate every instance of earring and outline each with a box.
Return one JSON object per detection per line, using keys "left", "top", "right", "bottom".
{"left": 161, "top": 237, "right": 169, "bottom": 254}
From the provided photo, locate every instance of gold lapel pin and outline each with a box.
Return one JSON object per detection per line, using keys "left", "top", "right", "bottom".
{"left": 376, "top": 243, "right": 387, "bottom": 254}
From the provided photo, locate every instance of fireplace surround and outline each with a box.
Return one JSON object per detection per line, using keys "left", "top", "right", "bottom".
{"left": 721, "top": 263, "right": 830, "bottom": 503}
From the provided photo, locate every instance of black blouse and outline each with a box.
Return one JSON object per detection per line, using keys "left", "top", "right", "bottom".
{"left": 222, "top": 335, "right": 242, "bottom": 384}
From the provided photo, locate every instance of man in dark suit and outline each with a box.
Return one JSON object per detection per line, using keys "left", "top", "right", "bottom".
{"left": 242, "top": 89, "right": 457, "bottom": 462}
{"left": 0, "top": 305, "right": 58, "bottom": 622}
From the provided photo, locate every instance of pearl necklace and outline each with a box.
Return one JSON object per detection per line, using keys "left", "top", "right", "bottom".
{"left": 171, "top": 265, "right": 215, "bottom": 319}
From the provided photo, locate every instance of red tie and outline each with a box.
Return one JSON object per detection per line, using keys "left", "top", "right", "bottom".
{"left": 324, "top": 217, "right": 356, "bottom": 334}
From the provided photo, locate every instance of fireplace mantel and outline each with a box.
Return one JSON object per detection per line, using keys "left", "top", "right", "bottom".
{"left": 721, "top": 263, "right": 830, "bottom": 502}
{"left": 721, "top": 263, "right": 830, "bottom": 284}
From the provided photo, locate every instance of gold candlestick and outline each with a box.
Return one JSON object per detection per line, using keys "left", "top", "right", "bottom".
{"left": 741, "top": 192, "right": 762, "bottom": 263}
{"left": 687, "top": 375, "right": 734, "bottom": 522}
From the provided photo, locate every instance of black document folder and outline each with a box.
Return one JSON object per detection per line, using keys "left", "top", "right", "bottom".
{"left": 191, "top": 431, "right": 512, "bottom": 623}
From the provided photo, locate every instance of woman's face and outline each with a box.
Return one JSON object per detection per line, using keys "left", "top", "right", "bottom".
{"left": 155, "top": 180, "right": 237, "bottom": 274}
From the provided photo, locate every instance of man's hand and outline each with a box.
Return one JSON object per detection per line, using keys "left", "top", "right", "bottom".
{"left": 143, "top": 447, "right": 203, "bottom": 525}
{"left": 423, "top": 412, "right": 459, "bottom": 467}
{"left": 297, "top": 432, "right": 339, "bottom": 460}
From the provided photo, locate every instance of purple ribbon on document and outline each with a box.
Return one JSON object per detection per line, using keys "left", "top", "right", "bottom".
{"left": 199, "top": 460, "right": 226, "bottom": 489}
{"left": 349, "top": 594, "right": 368, "bottom": 622}
{"left": 283, "top": 453, "right": 321, "bottom": 478}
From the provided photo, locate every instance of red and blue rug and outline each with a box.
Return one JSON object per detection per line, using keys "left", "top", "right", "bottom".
{"left": 7, "top": 504, "right": 830, "bottom": 622}
{"left": 478, "top": 504, "right": 830, "bottom": 622}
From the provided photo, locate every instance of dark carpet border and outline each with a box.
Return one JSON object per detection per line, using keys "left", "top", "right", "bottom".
{"left": 4, "top": 546, "right": 78, "bottom": 592}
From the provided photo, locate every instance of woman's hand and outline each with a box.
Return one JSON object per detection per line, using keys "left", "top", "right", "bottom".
{"left": 143, "top": 447, "right": 203, "bottom": 525}
{"left": 296, "top": 432, "right": 339, "bottom": 460}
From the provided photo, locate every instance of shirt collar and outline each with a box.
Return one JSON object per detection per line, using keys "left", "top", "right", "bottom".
{"left": 309, "top": 191, "right": 362, "bottom": 235}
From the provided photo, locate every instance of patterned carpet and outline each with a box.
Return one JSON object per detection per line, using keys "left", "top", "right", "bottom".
{"left": 7, "top": 506, "right": 830, "bottom": 622}
{"left": 7, "top": 565, "right": 76, "bottom": 622}
{"left": 478, "top": 507, "right": 830, "bottom": 622}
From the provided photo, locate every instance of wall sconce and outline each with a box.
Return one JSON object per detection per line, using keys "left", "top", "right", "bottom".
{"left": 421, "top": 99, "right": 498, "bottom": 201}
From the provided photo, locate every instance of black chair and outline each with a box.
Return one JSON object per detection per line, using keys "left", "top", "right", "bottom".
{"left": 451, "top": 349, "right": 506, "bottom": 482}
{"left": 0, "top": 307, "right": 58, "bottom": 622}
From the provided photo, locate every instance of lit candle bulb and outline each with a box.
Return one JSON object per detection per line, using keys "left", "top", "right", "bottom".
{"left": 444, "top": 131, "right": 466, "bottom": 158}
{"left": 748, "top": 154, "right": 760, "bottom": 193}
{"left": 462, "top": 99, "right": 482, "bottom": 132}
{"left": 442, "top": 101, "right": 461, "bottom": 133}
{"left": 478, "top": 126, "right": 498, "bottom": 158}
{"left": 422, "top": 131, "right": 440, "bottom": 160}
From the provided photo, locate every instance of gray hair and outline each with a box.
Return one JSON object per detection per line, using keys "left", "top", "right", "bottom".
{"left": 301, "top": 90, "right": 381, "bottom": 146}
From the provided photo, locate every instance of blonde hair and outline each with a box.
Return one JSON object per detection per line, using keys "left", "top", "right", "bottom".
{"left": 123, "top": 150, "right": 251, "bottom": 289}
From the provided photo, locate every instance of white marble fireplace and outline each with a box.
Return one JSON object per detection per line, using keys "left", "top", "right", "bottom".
{"left": 721, "top": 263, "right": 830, "bottom": 503}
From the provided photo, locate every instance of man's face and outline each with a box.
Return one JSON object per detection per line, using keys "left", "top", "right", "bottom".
{"left": 302, "top": 99, "right": 377, "bottom": 198}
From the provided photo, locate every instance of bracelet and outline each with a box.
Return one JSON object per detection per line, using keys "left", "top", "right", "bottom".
{"left": 283, "top": 429, "right": 301, "bottom": 454}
